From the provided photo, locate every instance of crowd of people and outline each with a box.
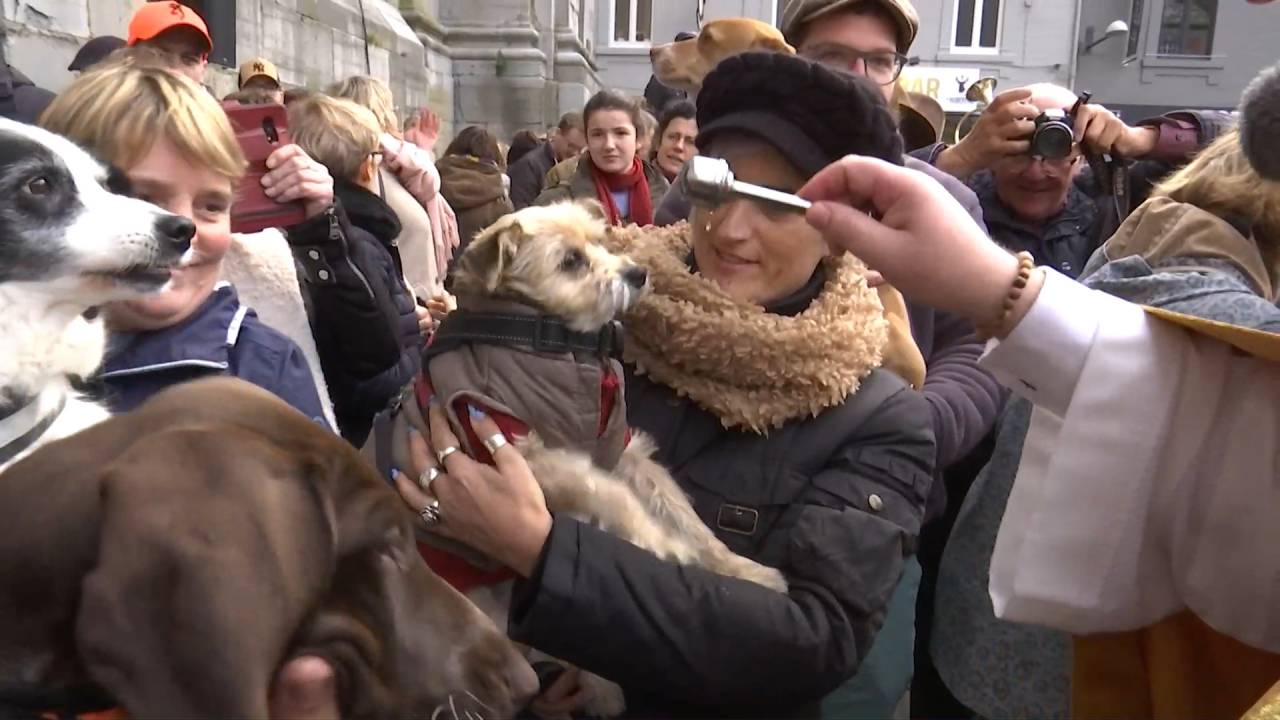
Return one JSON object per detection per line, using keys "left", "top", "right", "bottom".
{"left": 1, "top": 0, "right": 1278, "bottom": 718}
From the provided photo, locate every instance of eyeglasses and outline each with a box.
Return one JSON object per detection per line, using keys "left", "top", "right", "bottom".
{"left": 805, "top": 48, "right": 916, "bottom": 85}
{"left": 370, "top": 151, "right": 387, "bottom": 200}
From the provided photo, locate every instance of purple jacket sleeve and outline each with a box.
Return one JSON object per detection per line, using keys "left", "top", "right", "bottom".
{"left": 902, "top": 157, "right": 1006, "bottom": 468}
{"left": 916, "top": 307, "right": 1006, "bottom": 468}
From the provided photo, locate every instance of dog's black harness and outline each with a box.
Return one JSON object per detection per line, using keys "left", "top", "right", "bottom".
{"left": 424, "top": 311, "right": 623, "bottom": 360}
{"left": 0, "top": 391, "right": 66, "bottom": 467}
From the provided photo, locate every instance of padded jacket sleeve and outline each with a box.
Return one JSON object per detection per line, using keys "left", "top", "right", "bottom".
{"left": 901, "top": 157, "right": 1006, "bottom": 468}
{"left": 920, "top": 309, "right": 1007, "bottom": 468}
{"left": 285, "top": 203, "right": 412, "bottom": 444}
{"left": 336, "top": 224, "right": 424, "bottom": 445}
{"left": 285, "top": 204, "right": 401, "bottom": 379}
{"left": 508, "top": 153, "right": 546, "bottom": 210}
{"left": 507, "top": 385, "right": 935, "bottom": 715}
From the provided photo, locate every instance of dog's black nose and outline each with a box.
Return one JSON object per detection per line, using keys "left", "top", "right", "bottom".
{"left": 154, "top": 214, "right": 196, "bottom": 253}
{"left": 623, "top": 265, "right": 649, "bottom": 288}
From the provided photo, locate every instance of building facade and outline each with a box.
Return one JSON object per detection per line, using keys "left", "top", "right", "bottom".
{"left": 1074, "top": 0, "right": 1280, "bottom": 118}
{"left": 4, "top": 1, "right": 1274, "bottom": 144}
{"left": 590, "top": 0, "right": 1277, "bottom": 123}
{"left": 1, "top": 0, "right": 604, "bottom": 142}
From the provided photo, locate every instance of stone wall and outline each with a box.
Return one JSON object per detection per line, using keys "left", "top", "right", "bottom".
{"left": 2, "top": 0, "right": 601, "bottom": 145}
{"left": 2, "top": 0, "right": 437, "bottom": 127}
{"left": 399, "top": 0, "right": 602, "bottom": 143}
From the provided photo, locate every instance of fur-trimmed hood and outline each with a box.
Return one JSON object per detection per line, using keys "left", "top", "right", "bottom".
{"left": 221, "top": 230, "right": 337, "bottom": 429}
{"left": 605, "top": 222, "right": 888, "bottom": 433}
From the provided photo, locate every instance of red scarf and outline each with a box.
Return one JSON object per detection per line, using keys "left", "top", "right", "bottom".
{"left": 590, "top": 156, "right": 653, "bottom": 227}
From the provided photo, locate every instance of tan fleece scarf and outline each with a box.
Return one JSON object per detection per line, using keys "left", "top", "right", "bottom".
{"left": 605, "top": 222, "right": 888, "bottom": 434}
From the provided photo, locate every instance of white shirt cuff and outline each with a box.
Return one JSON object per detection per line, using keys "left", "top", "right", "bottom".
{"left": 979, "top": 269, "right": 1136, "bottom": 416}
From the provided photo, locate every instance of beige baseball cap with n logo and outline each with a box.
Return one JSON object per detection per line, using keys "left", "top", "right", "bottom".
{"left": 238, "top": 57, "right": 281, "bottom": 88}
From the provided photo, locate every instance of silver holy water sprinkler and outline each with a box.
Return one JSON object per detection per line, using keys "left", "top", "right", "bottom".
{"left": 681, "top": 155, "right": 812, "bottom": 214}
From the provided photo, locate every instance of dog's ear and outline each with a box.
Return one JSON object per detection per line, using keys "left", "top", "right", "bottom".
{"left": 455, "top": 216, "right": 522, "bottom": 294}
{"left": 576, "top": 198, "right": 609, "bottom": 224}
{"left": 75, "top": 428, "right": 340, "bottom": 717}
{"left": 769, "top": 37, "right": 797, "bottom": 55}
{"left": 696, "top": 23, "right": 718, "bottom": 51}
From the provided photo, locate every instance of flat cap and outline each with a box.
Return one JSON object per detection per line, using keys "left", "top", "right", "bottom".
{"left": 780, "top": 0, "right": 920, "bottom": 53}
{"left": 696, "top": 51, "right": 903, "bottom": 176}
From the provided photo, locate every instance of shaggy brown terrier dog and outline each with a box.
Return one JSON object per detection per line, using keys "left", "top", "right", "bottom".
{"left": 371, "top": 201, "right": 787, "bottom": 717}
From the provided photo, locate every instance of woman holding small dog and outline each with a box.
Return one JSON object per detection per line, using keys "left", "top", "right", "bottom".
{"left": 534, "top": 90, "right": 669, "bottom": 227}
{"left": 397, "top": 53, "right": 935, "bottom": 718}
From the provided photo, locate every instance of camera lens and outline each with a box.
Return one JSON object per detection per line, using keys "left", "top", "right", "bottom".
{"left": 1031, "top": 121, "right": 1074, "bottom": 159}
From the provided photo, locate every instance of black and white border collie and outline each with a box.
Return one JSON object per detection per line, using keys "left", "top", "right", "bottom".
{"left": 0, "top": 118, "right": 196, "bottom": 469}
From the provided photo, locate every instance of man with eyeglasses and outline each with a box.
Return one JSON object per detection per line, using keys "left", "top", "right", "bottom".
{"left": 920, "top": 83, "right": 1233, "bottom": 279}
{"left": 779, "top": 2, "right": 1006, "bottom": 719}
{"left": 126, "top": 1, "right": 213, "bottom": 84}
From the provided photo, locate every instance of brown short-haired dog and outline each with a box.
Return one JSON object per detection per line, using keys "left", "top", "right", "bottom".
{"left": 649, "top": 18, "right": 794, "bottom": 94}
{"left": 0, "top": 378, "right": 537, "bottom": 719}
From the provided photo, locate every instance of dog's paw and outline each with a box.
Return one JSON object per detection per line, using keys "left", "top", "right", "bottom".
{"left": 579, "top": 673, "right": 626, "bottom": 718}
{"left": 749, "top": 565, "right": 789, "bottom": 593}
{"left": 714, "top": 554, "right": 789, "bottom": 593}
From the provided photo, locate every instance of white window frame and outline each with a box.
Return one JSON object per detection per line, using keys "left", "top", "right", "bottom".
{"left": 609, "top": 0, "right": 653, "bottom": 47}
{"left": 769, "top": 0, "right": 778, "bottom": 27}
{"left": 950, "top": 0, "right": 1003, "bottom": 55}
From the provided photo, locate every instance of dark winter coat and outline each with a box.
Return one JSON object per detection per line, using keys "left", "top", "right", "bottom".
{"left": 508, "top": 254, "right": 937, "bottom": 718}
{"left": 313, "top": 186, "right": 424, "bottom": 445}
{"left": 99, "top": 283, "right": 328, "bottom": 426}
{"left": 644, "top": 75, "right": 688, "bottom": 115}
{"left": 507, "top": 142, "right": 557, "bottom": 210}
{"left": 436, "top": 154, "right": 514, "bottom": 259}
{"left": 0, "top": 49, "right": 54, "bottom": 124}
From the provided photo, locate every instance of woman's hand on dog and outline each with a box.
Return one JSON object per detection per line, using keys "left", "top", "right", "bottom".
{"left": 262, "top": 144, "right": 336, "bottom": 220}
{"left": 394, "top": 403, "right": 553, "bottom": 577}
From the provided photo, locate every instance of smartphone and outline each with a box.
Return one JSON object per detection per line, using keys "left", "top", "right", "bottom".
{"left": 223, "top": 102, "right": 307, "bottom": 234}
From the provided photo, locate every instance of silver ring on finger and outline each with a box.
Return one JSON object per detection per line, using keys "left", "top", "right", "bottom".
{"left": 420, "top": 499, "right": 442, "bottom": 527}
{"left": 436, "top": 445, "right": 460, "bottom": 465}
{"left": 417, "top": 466, "right": 441, "bottom": 492}
{"left": 482, "top": 433, "right": 509, "bottom": 455}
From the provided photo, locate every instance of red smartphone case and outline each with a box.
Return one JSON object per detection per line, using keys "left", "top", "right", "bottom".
{"left": 224, "top": 102, "right": 308, "bottom": 234}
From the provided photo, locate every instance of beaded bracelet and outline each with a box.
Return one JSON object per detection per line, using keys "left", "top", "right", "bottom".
{"left": 976, "top": 251, "right": 1036, "bottom": 340}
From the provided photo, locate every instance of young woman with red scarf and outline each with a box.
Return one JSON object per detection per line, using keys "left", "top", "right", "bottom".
{"left": 533, "top": 90, "right": 670, "bottom": 226}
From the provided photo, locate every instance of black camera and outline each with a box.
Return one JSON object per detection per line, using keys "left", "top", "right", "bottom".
{"left": 1029, "top": 109, "right": 1075, "bottom": 159}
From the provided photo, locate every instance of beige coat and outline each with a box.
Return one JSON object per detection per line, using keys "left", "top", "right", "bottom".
{"left": 381, "top": 168, "right": 442, "bottom": 300}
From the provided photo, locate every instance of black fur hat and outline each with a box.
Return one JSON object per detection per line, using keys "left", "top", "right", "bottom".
{"left": 695, "top": 51, "right": 904, "bottom": 176}
{"left": 1240, "top": 60, "right": 1280, "bottom": 182}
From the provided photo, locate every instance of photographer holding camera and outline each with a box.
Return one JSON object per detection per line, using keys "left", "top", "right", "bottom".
{"left": 920, "top": 83, "right": 1232, "bottom": 278}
